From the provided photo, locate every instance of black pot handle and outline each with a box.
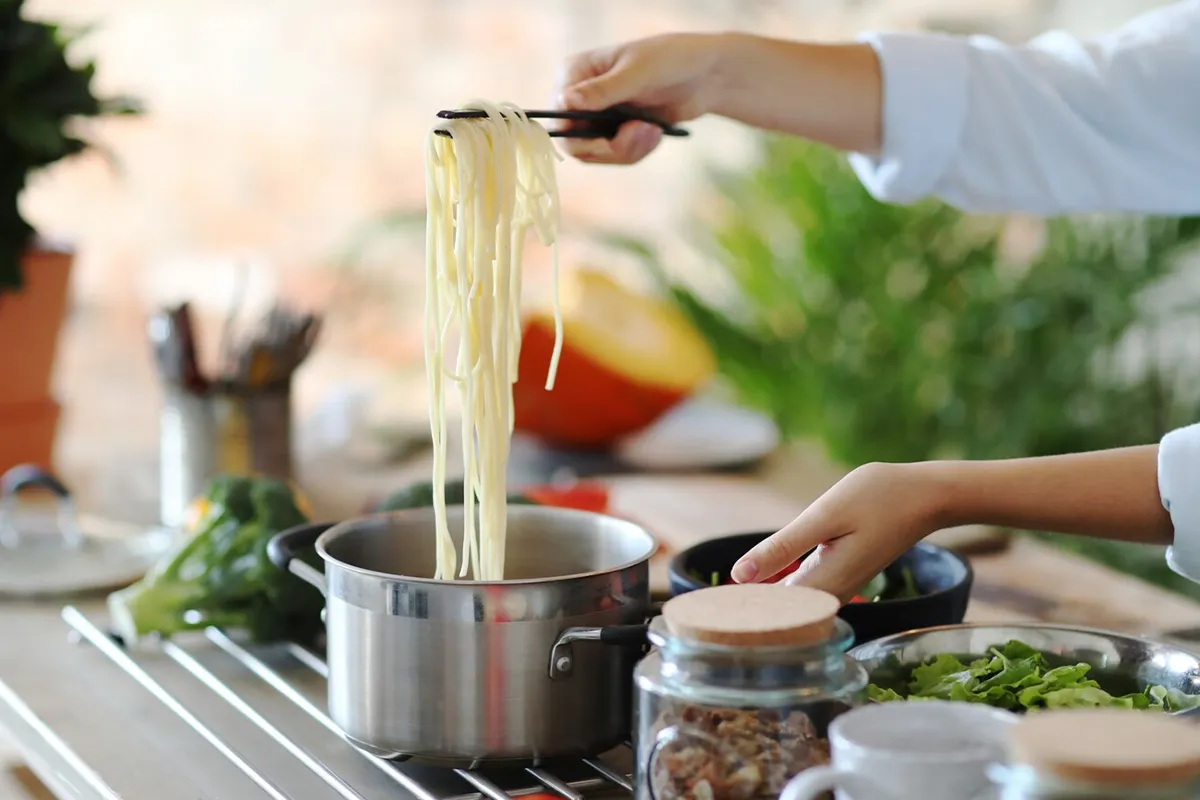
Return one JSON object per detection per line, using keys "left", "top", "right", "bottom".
{"left": 598, "top": 624, "right": 654, "bottom": 646}
{"left": 548, "top": 600, "right": 663, "bottom": 680}
{"left": 1, "top": 464, "right": 71, "bottom": 499}
{"left": 596, "top": 600, "right": 665, "bottom": 645}
{"left": 267, "top": 522, "right": 336, "bottom": 595}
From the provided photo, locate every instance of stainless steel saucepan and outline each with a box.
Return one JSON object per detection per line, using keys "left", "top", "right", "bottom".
{"left": 267, "top": 505, "right": 658, "bottom": 765}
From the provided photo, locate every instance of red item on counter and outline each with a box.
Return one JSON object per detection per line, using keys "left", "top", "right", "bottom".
{"left": 522, "top": 483, "right": 610, "bottom": 513}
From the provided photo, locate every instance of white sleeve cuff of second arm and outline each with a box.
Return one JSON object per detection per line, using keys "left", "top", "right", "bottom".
{"left": 1162, "top": 423, "right": 1200, "bottom": 582}
{"left": 847, "top": 31, "right": 971, "bottom": 205}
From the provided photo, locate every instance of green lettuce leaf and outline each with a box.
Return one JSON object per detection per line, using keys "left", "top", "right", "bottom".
{"left": 865, "top": 639, "right": 1199, "bottom": 714}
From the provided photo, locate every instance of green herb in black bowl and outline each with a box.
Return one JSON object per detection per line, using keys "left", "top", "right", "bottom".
{"left": 668, "top": 532, "right": 972, "bottom": 646}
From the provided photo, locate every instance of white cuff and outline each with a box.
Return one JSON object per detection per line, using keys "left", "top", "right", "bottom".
{"left": 848, "top": 32, "right": 970, "bottom": 205}
{"left": 1162, "top": 423, "right": 1200, "bottom": 582}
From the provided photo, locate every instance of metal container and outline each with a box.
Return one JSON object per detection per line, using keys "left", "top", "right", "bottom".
{"left": 267, "top": 504, "right": 658, "bottom": 765}
{"left": 850, "top": 623, "right": 1200, "bottom": 714}
{"left": 158, "top": 384, "right": 294, "bottom": 529}
{"left": 158, "top": 388, "right": 216, "bottom": 528}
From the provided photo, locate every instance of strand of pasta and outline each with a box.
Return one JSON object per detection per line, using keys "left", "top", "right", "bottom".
{"left": 424, "top": 100, "right": 563, "bottom": 581}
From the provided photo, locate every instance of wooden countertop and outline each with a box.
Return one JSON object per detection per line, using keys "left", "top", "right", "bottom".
{"left": 3, "top": 466, "right": 1200, "bottom": 800}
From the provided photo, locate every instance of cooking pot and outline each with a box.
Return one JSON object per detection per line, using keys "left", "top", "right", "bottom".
{"left": 267, "top": 504, "right": 658, "bottom": 765}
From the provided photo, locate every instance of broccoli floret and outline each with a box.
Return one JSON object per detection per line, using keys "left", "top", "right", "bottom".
{"left": 108, "top": 475, "right": 324, "bottom": 646}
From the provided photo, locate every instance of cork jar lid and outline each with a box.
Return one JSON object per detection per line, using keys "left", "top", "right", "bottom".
{"left": 661, "top": 584, "right": 841, "bottom": 647}
{"left": 1009, "top": 708, "right": 1200, "bottom": 787}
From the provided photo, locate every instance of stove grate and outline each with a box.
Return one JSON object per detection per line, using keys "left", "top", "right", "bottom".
{"left": 61, "top": 606, "right": 635, "bottom": 800}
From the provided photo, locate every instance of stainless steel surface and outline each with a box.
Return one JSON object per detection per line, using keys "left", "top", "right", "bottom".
{"left": 850, "top": 623, "right": 1200, "bottom": 711}
{"left": 158, "top": 387, "right": 216, "bottom": 528}
{"left": 302, "top": 505, "right": 656, "bottom": 765}
{"left": 0, "top": 599, "right": 635, "bottom": 800}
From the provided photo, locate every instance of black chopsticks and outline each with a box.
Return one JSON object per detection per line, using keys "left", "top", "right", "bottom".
{"left": 434, "top": 105, "right": 689, "bottom": 140}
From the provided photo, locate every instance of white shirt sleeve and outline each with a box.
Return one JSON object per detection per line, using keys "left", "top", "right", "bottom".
{"left": 849, "top": 0, "right": 1200, "bottom": 216}
{"left": 1163, "top": 424, "right": 1200, "bottom": 581}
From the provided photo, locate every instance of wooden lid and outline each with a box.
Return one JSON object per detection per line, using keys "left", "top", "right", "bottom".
{"left": 661, "top": 584, "right": 840, "bottom": 647}
{"left": 1009, "top": 709, "right": 1200, "bottom": 787}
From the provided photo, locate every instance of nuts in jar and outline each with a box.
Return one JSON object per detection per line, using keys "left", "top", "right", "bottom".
{"left": 648, "top": 705, "right": 831, "bottom": 800}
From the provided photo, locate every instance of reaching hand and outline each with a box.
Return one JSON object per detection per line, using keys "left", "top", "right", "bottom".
{"left": 731, "top": 463, "right": 949, "bottom": 603}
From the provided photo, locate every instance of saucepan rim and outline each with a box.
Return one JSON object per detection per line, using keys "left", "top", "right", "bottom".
{"left": 315, "top": 504, "right": 660, "bottom": 586}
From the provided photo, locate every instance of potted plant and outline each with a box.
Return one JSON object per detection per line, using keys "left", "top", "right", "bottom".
{"left": 0, "top": 0, "right": 138, "bottom": 469}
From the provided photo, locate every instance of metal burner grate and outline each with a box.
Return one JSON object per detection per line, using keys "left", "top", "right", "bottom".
{"left": 60, "top": 606, "right": 634, "bottom": 800}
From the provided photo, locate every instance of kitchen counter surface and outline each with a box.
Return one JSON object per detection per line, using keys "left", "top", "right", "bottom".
{"left": 7, "top": 346, "right": 1200, "bottom": 798}
{"left": 6, "top": 475, "right": 1200, "bottom": 799}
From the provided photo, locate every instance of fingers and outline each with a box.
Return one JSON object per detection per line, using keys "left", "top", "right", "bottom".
{"left": 554, "top": 46, "right": 662, "bottom": 164}
{"left": 554, "top": 47, "right": 616, "bottom": 104}
{"left": 732, "top": 501, "right": 844, "bottom": 585}
{"left": 783, "top": 541, "right": 881, "bottom": 605}
{"left": 561, "top": 67, "right": 635, "bottom": 111}
{"left": 556, "top": 120, "right": 662, "bottom": 165}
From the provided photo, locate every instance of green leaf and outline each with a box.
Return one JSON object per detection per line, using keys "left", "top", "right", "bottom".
{"left": 868, "top": 639, "right": 1190, "bottom": 713}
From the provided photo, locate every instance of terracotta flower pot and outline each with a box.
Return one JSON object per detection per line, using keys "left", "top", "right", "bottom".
{"left": 0, "top": 244, "right": 73, "bottom": 405}
{"left": 0, "top": 397, "right": 62, "bottom": 474}
{"left": 0, "top": 244, "right": 73, "bottom": 470}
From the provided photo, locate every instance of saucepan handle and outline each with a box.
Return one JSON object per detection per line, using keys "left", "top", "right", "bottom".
{"left": 547, "top": 601, "right": 663, "bottom": 680}
{"left": 267, "top": 522, "right": 335, "bottom": 596}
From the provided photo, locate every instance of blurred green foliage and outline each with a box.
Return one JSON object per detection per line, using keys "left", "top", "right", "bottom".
{"left": 604, "top": 137, "right": 1200, "bottom": 464}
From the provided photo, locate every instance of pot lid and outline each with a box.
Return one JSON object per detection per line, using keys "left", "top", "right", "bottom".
{"left": 0, "top": 464, "right": 176, "bottom": 598}
{"left": 662, "top": 583, "right": 840, "bottom": 647}
{"left": 1009, "top": 708, "right": 1200, "bottom": 787}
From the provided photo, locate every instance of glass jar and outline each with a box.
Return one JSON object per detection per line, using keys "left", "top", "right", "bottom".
{"left": 989, "top": 708, "right": 1200, "bottom": 800}
{"left": 990, "top": 764, "right": 1199, "bottom": 800}
{"left": 633, "top": 614, "right": 867, "bottom": 800}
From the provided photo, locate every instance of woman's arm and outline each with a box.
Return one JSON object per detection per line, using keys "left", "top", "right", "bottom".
{"left": 706, "top": 37, "right": 884, "bottom": 155}
{"left": 711, "top": 2, "right": 1200, "bottom": 215}
{"left": 933, "top": 445, "right": 1172, "bottom": 544}
{"left": 845, "top": 0, "right": 1200, "bottom": 215}
{"left": 933, "top": 423, "right": 1200, "bottom": 562}
{"left": 732, "top": 423, "right": 1200, "bottom": 600}
{"left": 559, "top": 2, "right": 1200, "bottom": 215}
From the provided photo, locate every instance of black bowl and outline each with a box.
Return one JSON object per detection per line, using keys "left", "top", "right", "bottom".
{"left": 667, "top": 532, "right": 973, "bottom": 646}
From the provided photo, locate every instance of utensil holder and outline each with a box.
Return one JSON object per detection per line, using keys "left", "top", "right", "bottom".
{"left": 158, "top": 382, "right": 294, "bottom": 528}
{"left": 211, "top": 384, "right": 294, "bottom": 482}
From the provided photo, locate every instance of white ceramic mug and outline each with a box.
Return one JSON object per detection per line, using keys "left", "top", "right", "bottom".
{"left": 780, "top": 700, "right": 1018, "bottom": 800}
